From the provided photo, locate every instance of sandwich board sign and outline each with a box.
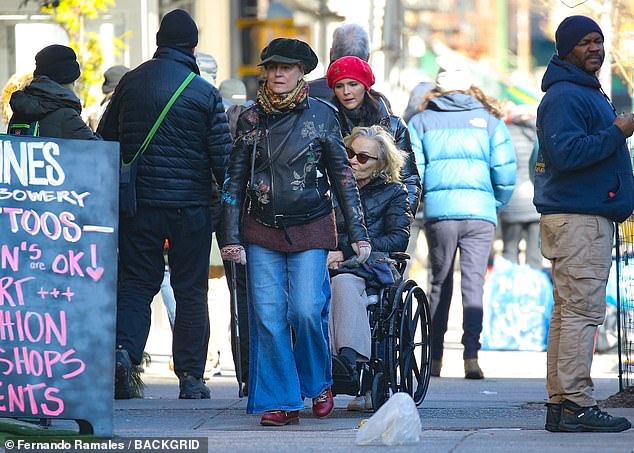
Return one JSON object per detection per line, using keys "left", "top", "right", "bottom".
{"left": 0, "top": 135, "right": 118, "bottom": 437}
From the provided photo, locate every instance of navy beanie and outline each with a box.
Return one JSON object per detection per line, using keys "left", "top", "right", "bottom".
{"left": 555, "top": 15, "right": 603, "bottom": 58}
{"left": 156, "top": 9, "right": 198, "bottom": 50}
{"left": 33, "top": 44, "right": 80, "bottom": 84}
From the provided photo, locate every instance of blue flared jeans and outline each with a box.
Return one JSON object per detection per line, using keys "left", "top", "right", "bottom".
{"left": 245, "top": 244, "right": 333, "bottom": 414}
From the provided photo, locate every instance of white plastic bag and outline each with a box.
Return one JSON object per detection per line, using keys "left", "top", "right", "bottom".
{"left": 355, "top": 392, "right": 422, "bottom": 446}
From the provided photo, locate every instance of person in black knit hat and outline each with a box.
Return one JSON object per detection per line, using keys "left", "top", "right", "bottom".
{"left": 7, "top": 44, "right": 97, "bottom": 139}
{"left": 536, "top": 14, "right": 634, "bottom": 433}
{"left": 98, "top": 9, "right": 232, "bottom": 401}
{"left": 156, "top": 8, "right": 198, "bottom": 51}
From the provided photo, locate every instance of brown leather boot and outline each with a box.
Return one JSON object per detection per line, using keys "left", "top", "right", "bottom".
{"left": 464, "top": 358, "right": 484, "bottom": 379}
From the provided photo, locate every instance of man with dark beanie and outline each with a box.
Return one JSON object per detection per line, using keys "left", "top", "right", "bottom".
{"left": 8, "top": 44, "right": 97, "bottom": 139}
{"left": 98, "top": 9, "right": 232, "bottom": 400}
{"left": 534, "top": 15, "right": 634, "bottom": 433}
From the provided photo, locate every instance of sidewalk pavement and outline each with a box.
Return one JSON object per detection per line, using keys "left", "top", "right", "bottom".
{"left": 119, "top": 273, "right": 634, "bottom": 452}
{"left": 100, "top": 346, "right": 633, "bottom": 453}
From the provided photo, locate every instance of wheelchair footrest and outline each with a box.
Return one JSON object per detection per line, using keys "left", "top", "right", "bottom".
{"left": 331, "top": 356, "right": 360, "bottom": 396}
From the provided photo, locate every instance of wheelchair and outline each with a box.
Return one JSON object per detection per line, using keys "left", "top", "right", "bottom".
{"left": 331, "top": 252, "right": 432, "bottom": 411}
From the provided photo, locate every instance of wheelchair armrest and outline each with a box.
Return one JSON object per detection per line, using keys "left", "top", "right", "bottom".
{"left": 389, "top": 252, "right": 410, "bottom": 262}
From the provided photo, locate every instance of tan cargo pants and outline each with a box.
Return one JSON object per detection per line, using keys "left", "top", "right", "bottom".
{"left": 540, "top": 213, "right": 613, "bottom": 407}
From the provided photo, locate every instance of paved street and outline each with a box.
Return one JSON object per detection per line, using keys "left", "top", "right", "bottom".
{"left": 108, "top": 348, "right": 633, "bottom": 452}
{"left": 117, "top": 272, "right": 634, "bottom": 452}
{"left": 3, "top": 272, "right": 632, "bottom": 452}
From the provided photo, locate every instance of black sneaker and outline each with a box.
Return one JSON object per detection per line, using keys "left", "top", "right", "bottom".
{"left": 559, "top": 400, "right": 632, "bottom": 432}
{"left": 115, "top": 348, "right": 144, "bottom": 399}
{"left": 179, "top": 375, "right": 211, "bottom": 399}
{"left": 545, "top": 403, "right": 561, "bottom": 432}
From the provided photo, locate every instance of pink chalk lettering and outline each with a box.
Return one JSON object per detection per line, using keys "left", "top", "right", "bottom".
{"left": 28, "top": 243, "right": 42, "bottom": 261}
{"left": 25, "top": 383, "right": 46, "bottom": 415}
{"left": 0, "top": 347, "right": 14, "bottom": 375}
{"left": 61, "top": 287, "right": 74, "bottom": 302}
{"left": 51, "top": 250, "right": 85, "bottom": 277}
{"left": 0, "top": 276, "right": 35, "bottom": 306}
{"left": 2, "top": 207, "right": 22, "bottom": 232}
{"left": 7, "top": 383, "right": 25, "bottom": 412}
{"left": 86, "top": 267, "right": 104, "bottom": 282}
{"left": 86, "top": 244, "right": 104, "bottom": 281}
{"left": 0, "top": 244, "right": 19, "bottom": 272}
{"left": 60, "top": 348, "right": 86, "bottom": 379}
{"left": 40, "top": 211, "right": 62, "bottom": 240}
{"left": 42, "top": 386, "right": 64, "bottom": 416}
{"left": 1, "top": 209, "right": 81, "bottom": 242}
{"left": 0, "top": 310, "right": 66, "bottom": 346}
{"left": 59, "top": 212, "right": 81, "bottom": 242}
{"left": 43, "top": 350, "right": 62, "bottom": 377}
{"left": 20, "top": 209, "right": 40, "bottom": 237}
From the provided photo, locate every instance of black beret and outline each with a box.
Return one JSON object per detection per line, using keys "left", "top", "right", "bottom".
{"left": 259, "top": 38, "right": 318, "bottom": 74}
{"left": 156, "top": 9, "right": 198, "bottom": 50}
{"left": 33, "top": 44, "right": 80, "bottom": 85}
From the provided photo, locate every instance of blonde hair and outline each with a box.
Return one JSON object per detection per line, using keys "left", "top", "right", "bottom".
{"left": 344, "top": 125, "right": 406, "bottom": 183}
{"left": 418, "top": 85, "right": 504, "bottom": 118}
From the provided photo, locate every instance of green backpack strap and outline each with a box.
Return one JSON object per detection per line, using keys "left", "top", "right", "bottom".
{"left": 122, "top": 71, "right": 196, "bottom": 167}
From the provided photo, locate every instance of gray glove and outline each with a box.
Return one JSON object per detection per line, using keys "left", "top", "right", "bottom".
{"left": 351, "top": 240, "right": 372, "bottom": 264}
{"left": 220, "top": 244, "right": 247, "bottom": 265}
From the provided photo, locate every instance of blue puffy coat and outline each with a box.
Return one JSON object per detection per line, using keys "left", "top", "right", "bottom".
{"left": 408, "top": 93, "right": 516, "bottom": 225}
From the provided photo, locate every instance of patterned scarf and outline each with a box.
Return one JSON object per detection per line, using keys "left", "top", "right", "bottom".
{"left": 257, "top": 79, "right": 308, "bottom": 114}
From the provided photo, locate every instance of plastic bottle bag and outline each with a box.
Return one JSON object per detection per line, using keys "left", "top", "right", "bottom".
{"left": 355, "top": 392, "right": 422, "bottom": 446}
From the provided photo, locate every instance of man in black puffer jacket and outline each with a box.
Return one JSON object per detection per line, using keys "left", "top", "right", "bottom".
{"left": 98, "top": 9, "right": 232, "bottom": 400}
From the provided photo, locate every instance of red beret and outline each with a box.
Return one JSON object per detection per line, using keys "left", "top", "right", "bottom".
{"left": 326, "top": 56, "right": 375, "bottom": 91}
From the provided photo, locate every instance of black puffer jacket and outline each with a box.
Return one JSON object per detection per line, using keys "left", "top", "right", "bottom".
{"left": 337, "top": 100, "right": 422, "bottom": 213}
{"left": 98, "top": 47, "right": 231, "bottom": 208}
{"left": 335, "top": 177, "right": 411, "bottom": 259}
{"left": 219, "top": 96, "right": 368, "bottom": 247}
{"left": 8, "top": 76, "right": 97, "bottom": 140}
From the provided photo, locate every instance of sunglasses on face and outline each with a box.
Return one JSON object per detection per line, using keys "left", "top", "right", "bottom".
{"left": 346, "top": 147, "right": 379, "bottom": 164}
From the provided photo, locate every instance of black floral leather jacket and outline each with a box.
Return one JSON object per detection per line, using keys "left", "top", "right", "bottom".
{"left": 219, "top": 96, "right": 369, "bottom": 247}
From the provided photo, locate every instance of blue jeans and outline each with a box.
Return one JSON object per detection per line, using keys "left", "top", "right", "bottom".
{"left": 245, "top": 244, "right": 332, "bottom": 414}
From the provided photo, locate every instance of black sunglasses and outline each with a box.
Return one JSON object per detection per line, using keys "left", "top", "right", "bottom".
{"left": 346, "top": 147, "right": 379, "bottom": 164}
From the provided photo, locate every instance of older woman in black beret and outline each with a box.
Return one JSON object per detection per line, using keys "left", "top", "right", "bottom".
{"left": 219, "top": 37, "right": 371, "bottom": 426}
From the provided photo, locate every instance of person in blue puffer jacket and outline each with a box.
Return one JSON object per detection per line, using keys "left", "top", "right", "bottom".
{"left": 408, "top": 61, "right": 516, "bottom": 380}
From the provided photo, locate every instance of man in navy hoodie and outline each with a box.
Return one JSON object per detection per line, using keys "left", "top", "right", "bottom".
{"left": 534, "top": 15, "right": 634, "bottom": 433}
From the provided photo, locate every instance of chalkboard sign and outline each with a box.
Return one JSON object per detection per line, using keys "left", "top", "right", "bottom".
{"left": 0, "top": 135, "right": 118, "bottom": 437}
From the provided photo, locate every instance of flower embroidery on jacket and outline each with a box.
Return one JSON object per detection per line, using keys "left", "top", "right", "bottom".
{"left": 252, "top": 180, "right": 270, "bottom": 205}
{"left": 291, "top": 151, "right": 318, "bottom": 191}
{"left": 301, "top": 121, "right": 326, "bottom": 140}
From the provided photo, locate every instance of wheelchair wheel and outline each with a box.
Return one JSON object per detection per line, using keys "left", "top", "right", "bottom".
{"left": 387, "top": 279, "right": 432, "bottom": 406}
{"left": 370, "top": 371, "right": 388, "bottom": 412}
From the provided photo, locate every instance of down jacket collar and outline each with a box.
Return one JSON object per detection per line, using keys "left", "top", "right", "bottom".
{"left": 153, "top": 46, "right": 200, "bottom": 75}
{"left": 10, "top": 76, "right": 81, "bottom": 120}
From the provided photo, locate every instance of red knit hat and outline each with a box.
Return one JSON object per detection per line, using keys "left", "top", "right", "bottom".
{"left": 326, "top": 56, "right": 375, "bottom": 90}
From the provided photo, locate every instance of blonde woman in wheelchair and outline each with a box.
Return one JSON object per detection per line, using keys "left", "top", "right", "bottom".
{"left": 328, "top": 125, "right": 412, "bottom": 411}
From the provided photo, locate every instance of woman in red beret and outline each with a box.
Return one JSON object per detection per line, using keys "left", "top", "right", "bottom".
{"left": 326, "top": 56, "right": 420, "bottom": 213}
